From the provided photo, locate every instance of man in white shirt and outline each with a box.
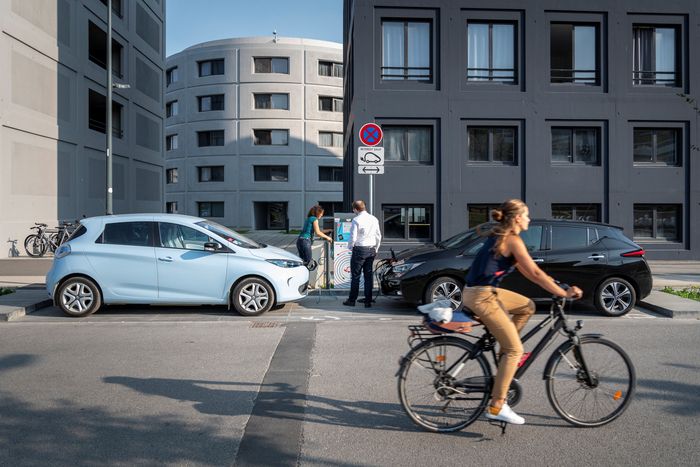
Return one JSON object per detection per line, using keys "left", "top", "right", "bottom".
{"left": 344, "top": 200, "right": 382, "bottom": 308}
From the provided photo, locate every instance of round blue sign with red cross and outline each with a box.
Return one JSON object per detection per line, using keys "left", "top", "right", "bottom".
{"left": 359, "top": 123, "right": 383, "bottom": 147}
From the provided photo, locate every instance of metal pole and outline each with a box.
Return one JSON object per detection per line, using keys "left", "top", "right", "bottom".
{"left": 369, "top": 174, "right": 373, "bottom": 215}
{"left": 106, "top": 0, "right": 113, "bottom": 214}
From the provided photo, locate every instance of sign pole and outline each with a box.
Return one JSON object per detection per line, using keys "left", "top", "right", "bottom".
{"left": 369, "top": 174, "right": 373, "bottom": 214}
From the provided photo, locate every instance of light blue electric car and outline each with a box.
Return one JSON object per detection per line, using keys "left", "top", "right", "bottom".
{"left": 46, "top": 214, "right": 309, "bottom": 317}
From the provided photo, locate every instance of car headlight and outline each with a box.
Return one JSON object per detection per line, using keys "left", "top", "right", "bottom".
{"left": 55, "top": 244, "right": 71, "bottom": 259}
{"left": 392, "top": 262, "right": 424, "bottom": 277}
{"left": 266, "top": 259, "right": 304, "bottom": 268}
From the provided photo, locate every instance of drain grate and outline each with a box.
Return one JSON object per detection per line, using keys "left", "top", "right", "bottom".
{"left": 251, "top": 321, "right": 281, "bottom": 328}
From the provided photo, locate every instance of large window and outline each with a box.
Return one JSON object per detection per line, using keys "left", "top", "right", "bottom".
{"left": 634, "top": 204, "right": 681, "bottom": 241}
{"left": 551, "top": 225, "right": 590, "bottom": 250}
{"left": 101, "top": 222, "right": 154, "bottom": 247}
{"left": 88, "top": 21, "right": 123, "bottom": 77}
{"left": 318, "top": 166, "right": 343, "bottom": 182}
{"left": 383, "top": 205, "right": 432, "bottom": 240}
{"left": 254, "top": 165, "right": 288, "bottom": 182}
{"left": 99, "top": 0, "right": 122, "bottom": 17}
{"left": 550, "top": 24, "right": 599, "bottom": 85}
{"left": 166, "top": 202, "right": 178, "bottom": 214}
{"left": 318, "top": 201, "right": 343, "bottom": 217}
{"left": 633, "top": 26, "right": 679, "bottom": 86}
{"left": 254, "top": 93, "right": 289, "bottom": 110}
{"left": 383, "top": 126, "right": 432, "bottom": 163}
{"left": 633, "top": 128, "right": 680, "bottom": 165}
{"left": 166, "top": 67, "right": 178, "bottom": 86}
{"left": 198, "top": 59, "right": 224, "bottom": 77}
{"left": 166, "top": 100, "right": 178, "bottom": 118}
{"left": 198, "top": 202, "right": 225, "bottom": 218}
{"left": 159, "top": 223, "right": 215, "bottom": 250}
{"left": 319, "top": 131, "right": 343, "bottom": 147}
{"left": 253, "top": 129, "right": 288, "bottom": 146}
{"left": 319, "top": 96, "right": 343, "bottom": 112}
{"left": 468, "top": 127, "right": 516, "bottom": 163}
{"left": 466, "top": 22, "right": 515, "bottom": 83}
{"left": 382, "top": 20, "right": 431, "bottom": 81}
{"left": 468, "top": 204, "right": 499, "bottom": 228}
{"left": 166, "top": 134, "right": 178, "bottom": 151}
{"left": 197, "top": 130, "right": 224, "bottom": 147}
{"left": 254, "top": 57, "right": 289, "bottom": 74}
{"left": 88, "top": 90, "right": 123, "bottom": 138}
{"left": 552, "top": 204, "right": 601, "bottom": 222}
{"left": 551, "top": 127, "right": 600, "bottom": 165}
{"left": 319, "top": 60, "right": 343, "bottom": 77}
{"left": 166, "top": 168, "right": 178, "bottom": 184}
{"left": 198, "top": 166, "right": 224, "bottom": 182}
{"left": 198, "top": 94, "right": 225, "bottom": 112}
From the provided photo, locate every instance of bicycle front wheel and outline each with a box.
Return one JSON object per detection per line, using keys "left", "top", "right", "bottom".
{"left": 546, "top": 337, "right": 635, "bottom": 427}
{"left": 24, "top": 234, "right": 47, "bottom": 257}
{"left": 398, "top": 337, "right": 491, "bottom": 432}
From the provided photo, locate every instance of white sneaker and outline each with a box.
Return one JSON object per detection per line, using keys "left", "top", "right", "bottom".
{"left": 485, "top": 403, "right": 525, "bottom": 425}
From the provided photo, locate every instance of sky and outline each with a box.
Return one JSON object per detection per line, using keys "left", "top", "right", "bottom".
{"left": 166, "top": 0, "right": 343, "bottom": 57}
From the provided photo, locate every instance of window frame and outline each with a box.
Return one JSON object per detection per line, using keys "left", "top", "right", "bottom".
{"left": 318, "top": 166, "right": 343, "bottom": 182}
{"left": 633, "top": 204, "right": 682, "bottom": 243}
{"left": 166, "top": 134, "right": 178, "bottom": 151}
{"left": 166, "top": 168, "right": 178, "bottom": 184}
{"left": 378, "top": 120, "right": 436, "bottom": 165}
{"left": 88, "top": 20, "right": 124, "bottom": 78}
{"left": 462, "top": 119, "right": 522, "bottom": 166}
{"left": 253, "top": 57, "right": 290, "bottom": 74}
{"left": 465, "top": 21, "right": 517, "bottom": 84}
{"left": 254, "top": 93, "right": 290, "bottom": 110}
{"left": 253, "top": 129, "right": 289, "bottom": 146}
{"left": 165, "top": 100, "right": 178, "bottom": 118}
{"left": 253, "top": 165, "right": 289, "bottom": 182}
{"left": 319, "top": 131, "right": 343, "bottom": 148}
{"left": 198, "top": 94, "right": 225, "bottom": 112}
{"left": 197, "top": 165, "right": 225, "bottom": 183}
{"left": 318, "top": 96, "right": 343, "bottom": 112}
{"left": 198, "top": 58, "right": 225, "bottom": 77}
{"left": 166, "top": 66, "right": 178, "bottom": 86}
{"left": 98, "top": 221, "right": 156, "bottom": 247}
{"left": 632, "top": 126, "right": 683, "bottom": 166}
{"left": 632, "top": 24, "right": 681, "bottom": 88}
{"left": 467, "top": 204, "right": 500, "bottom": 228}
{"left": 466, "top": 126, "right": 518, "bottom": 165}
{"left": 549, "top": 22, "right": 600, "bottom": 86}
{"left": 551, "top": 203, "right": 602, "bottom": 222}
{"left": 197, "top": 130, "right": 225, "bottom": 147}
{"left": 197, "top": 202, "right": 225, "bottom": 218}
{"left": 318, "top": 60, "right": 343, "bottom": 78}
{"left": 88, "top": 89, "right": 123, "bottom": 138}
{"left": 166, "top": 201, "right": 178, "bottom": 214}
{"left": 382, "top": 204, "right": 433, "bottom": 241}
{"left": 549, "top": 124, "right": 603, "bottom": 166}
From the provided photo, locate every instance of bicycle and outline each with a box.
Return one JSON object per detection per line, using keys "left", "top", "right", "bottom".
{"left": 24, "top": 222, "right": 75, "bottom": 257}
{"left": 397, "top": 293, "right": 636, "bottom": 434}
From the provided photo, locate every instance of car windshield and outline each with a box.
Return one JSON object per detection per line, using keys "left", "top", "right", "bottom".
{"left": 437, "top": 228, "right": 481, "bottom": 249}
{"left": 195, "top": 221, "right": 262, "bottom": 249}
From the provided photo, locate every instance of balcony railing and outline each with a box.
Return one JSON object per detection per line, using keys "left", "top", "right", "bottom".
{"left": 467, "top": 67, "right": 516, "bottom": 83}
{"left": 551, "top": 68, "right": 599, "bottom": 85}
{"left": 89, "top": 118, "right": 124, "bottom": 138}
{"left": 632, "top": 70, "right": 678, "bottom": 86}
{"left": 381, "top": 66, "right": 432, "bottom": 81}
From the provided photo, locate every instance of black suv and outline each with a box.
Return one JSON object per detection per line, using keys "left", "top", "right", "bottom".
{"left": 379, "top": 219, "right": 652, "bottom": 317}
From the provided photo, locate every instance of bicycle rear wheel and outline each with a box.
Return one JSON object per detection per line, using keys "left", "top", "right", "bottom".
{"left": 398, "top": 337, "right": 491, "bottom": 432}
{"left": 546, "top": 337, "right": 635, "bottom": 427}
{"left": 24, "top": 234, "right": 47, "bottom": 257}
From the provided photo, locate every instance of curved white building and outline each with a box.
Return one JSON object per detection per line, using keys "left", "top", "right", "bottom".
{"left": 164, "top": 36, "right": 343, "bottom": 230}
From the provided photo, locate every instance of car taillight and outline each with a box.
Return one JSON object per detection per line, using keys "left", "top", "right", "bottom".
{"left": 621, "top": 249, "right": 645, "bottom": 257}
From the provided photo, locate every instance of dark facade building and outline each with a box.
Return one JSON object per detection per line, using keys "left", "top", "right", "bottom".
{"left": 343, "top": 0, "right": 700, "bottom": 259}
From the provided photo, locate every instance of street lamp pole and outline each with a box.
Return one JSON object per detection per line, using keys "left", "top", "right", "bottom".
{"left": 106, "top": 0, "right": 113, "bottom": 215}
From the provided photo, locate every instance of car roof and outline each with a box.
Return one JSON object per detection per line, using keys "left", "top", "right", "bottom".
{"left": 80, "top": 213, "right": 206, "bottom": 225}
{"left": 530, "top": 218, "right": 623, "bottom": 230}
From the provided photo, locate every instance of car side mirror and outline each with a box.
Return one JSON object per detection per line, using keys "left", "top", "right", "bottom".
{"left": 204, "top": 242, "right": 221, "bottom": 252}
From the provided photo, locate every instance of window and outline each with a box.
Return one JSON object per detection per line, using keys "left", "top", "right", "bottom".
{"left": 88, "top": 89, "right": 123, "bottom": 138}
{"left": 318, "top": 201, "right": 343, "bottom": 216}
{"left": 383, "top": 205, "right": 432, "bottom": 240}
{"left": 382, "top": 20, "right": 431, "bottom": 81}
{"left": 166, "top": 134, "right": 178, "bottom": 151}
{"left": 166, "top": 202, "right": 178, "bottom": 214}
{"left": 550, "top": 24, "right": 599, "bottom": 85}
{"left": 198, "top": 59, "right": 224, "bottom": 77}
{"left": 467, "top": 22, "right": 516, "bottom": 83}
{"left": 166, "top": 66, "right": 179, "bottom": 86}
{"left": 254, "top": 57, "right": 289, "bottom": 74}
{"left": 468, "top": 127, "right": 516, "bottom": 163}
{"left": 198, "top": 202, "right": 225, "bottom": 218}
{"left": 159, "top": 223, "right": 214, "bottom": 250}
{"left": 319, "top": 131, "right": 343, "bottom": 147}
{"left": 318, "top": 166, "right": 343, "bottom": 182}
{"left": 633, "top": 26, "right": 679, "bottom": 86}
{"left": 633, "top": 128, "right": 680, "bottom": 165}
{"left": 634, "top": 204, "right": 681, "bottom": 241}
{"left": 99, "top": 0, "right": 122, "bottom": 17}
{"left": 198, "top": 166, "right": 224, "bottom": 182}
{"left": 198, "top": 94, "right": 225, "bottom": 112}
{"left": 551, "top": 128, "right": 600, "bottom": 164}
{"left": 468, "top": 204, "right": 499, "bottom": 228}
{"left": 197, "top": 130, "right": 224, "bottom": 147}
{"left": 254, "top": 93, "right": 289, "bottom": 110}
{"left": 384, "top": 126, "right": 432, "bottom": 163}
{"left": 319, "top": 96, "right": 343, "bottom": 112}
{"left": 88, "top": 21, "right": 123, "bottom": 77}
{"left": 253, "top": 129, "right": 288, "bottom": 146}
{"left": 319, "top": 60, "right": 343, "bottom": 77}
{"left": 101, "top": 222, "right": 154, "bottom": 247}
{"left": 166, "top": 168, "right": 178, "bottom": 184}
{"left": 166, "top": 100, "right": 179, "bottom": 118}
{"left": 551, "top": 225, "right": 589, "bottom": 250}
{"left": 254, "top": 165, "right": 289, "bottom": 182}
{"left": 520, "top": 226, "right": 544, "bottom": 252}
{"left": 552, "top": 204, "right": 601, "bottom": 222}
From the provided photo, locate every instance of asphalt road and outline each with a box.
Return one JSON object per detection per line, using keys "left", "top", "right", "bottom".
{"left": 1, "top": 299, "right": 698, "bottom": 466}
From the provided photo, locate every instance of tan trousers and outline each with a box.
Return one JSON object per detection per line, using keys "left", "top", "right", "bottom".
{"left": 462, "top": 286, "right": 535, "bottom": 402}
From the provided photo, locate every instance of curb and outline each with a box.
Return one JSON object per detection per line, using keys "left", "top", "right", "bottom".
{"left": 638, "top": 300, "right": 700, "bottom": 319}
{"left": 0, "top": 299, "right": 53, "bottom": 322}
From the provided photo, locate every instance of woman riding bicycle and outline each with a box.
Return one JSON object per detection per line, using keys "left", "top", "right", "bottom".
{"left": 462, "top": 199, "right": 582, "bottom": 425}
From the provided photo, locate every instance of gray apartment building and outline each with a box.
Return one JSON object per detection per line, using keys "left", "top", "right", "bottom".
{"left": 0, "top": 0, "right": 166, "bottom": 257}
{"left": 343, "top": 0, "right": 700, "bottom": 259}
{"left": 164, "top": 37, "right": 343, "bottom": 230}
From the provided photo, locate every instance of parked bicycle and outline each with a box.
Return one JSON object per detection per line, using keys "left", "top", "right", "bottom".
{"left": 24, "top": 222, "right": 76, "bottom": 257}
{"left": 397, "top": 293, "right": 635, "bottom": 434}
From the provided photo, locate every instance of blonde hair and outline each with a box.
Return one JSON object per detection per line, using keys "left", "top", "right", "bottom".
{"left": 480, "top": 199, "right": 528, "bottom": 257}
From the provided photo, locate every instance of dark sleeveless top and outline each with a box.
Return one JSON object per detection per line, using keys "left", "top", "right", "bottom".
{"left": 466, "top": 236, "right": 517, "bottom": 287}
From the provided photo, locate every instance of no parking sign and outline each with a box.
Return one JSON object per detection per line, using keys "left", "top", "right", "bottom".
{"left": 359, "top": 123, "right": 383, "bottom": 146}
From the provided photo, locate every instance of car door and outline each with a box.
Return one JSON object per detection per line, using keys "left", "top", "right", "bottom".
{"left": 155, "top": 222, "right": 229, "bottom": 303}
{"left": 541, "top": 225, "right": 607, "bottom": 295}
{"left": 500, "top": 224, "right": 547, "bottom": 297}
{"left": 88, "top": 221, "right": 159, "bottom": 301}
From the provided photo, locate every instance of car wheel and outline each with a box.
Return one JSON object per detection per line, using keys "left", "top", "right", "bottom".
{"left": 232, "top": 278, "right": 275, "bottom": 316}
{"left": 595, "top": 277, "right": 636, "bottom": 317}
{"left": 425, "top": 276, "right": 463, "bottom": 309}
{"left": 57, "top": 277, "right": 101, "bottom": 317}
